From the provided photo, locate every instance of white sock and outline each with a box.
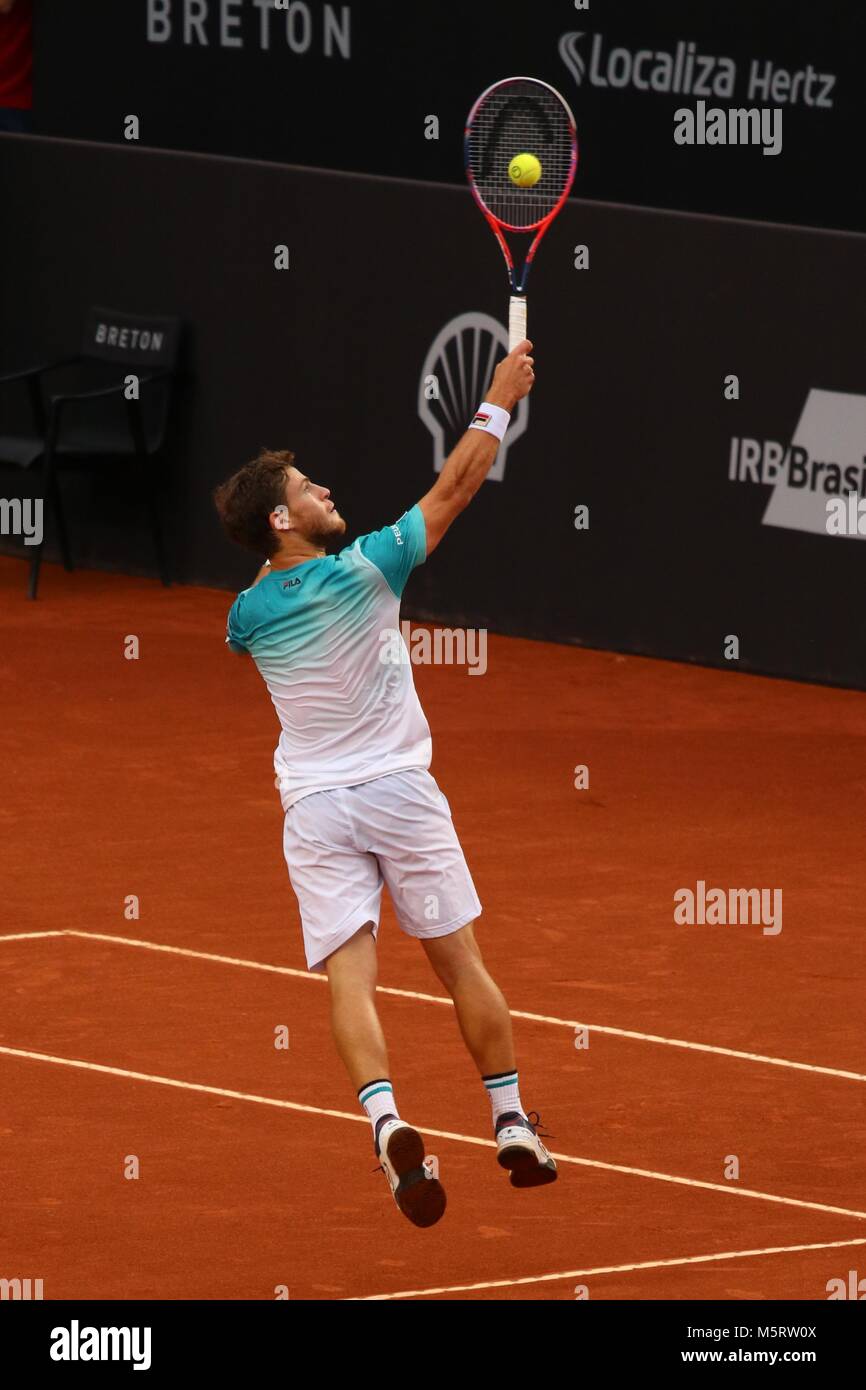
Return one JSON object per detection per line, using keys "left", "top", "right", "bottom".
{"left": 483, "top": 1070, "right": 525, "bottom": 1123}
{"left": 358, "top": 1078, "right": 399, "bottom": 1134}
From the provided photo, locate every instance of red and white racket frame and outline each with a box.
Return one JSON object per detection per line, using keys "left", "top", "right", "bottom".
{"left": 464, "top": 76, "right": 578, "bottom": 350}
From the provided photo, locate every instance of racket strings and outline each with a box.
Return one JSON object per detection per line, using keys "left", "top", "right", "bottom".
{"left": 467, "top": 80, "right": 575, "bottom": 229}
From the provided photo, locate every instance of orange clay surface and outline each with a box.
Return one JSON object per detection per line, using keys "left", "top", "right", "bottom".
{"left": 1, "top": 556, "right": 865, "bottom": 1300}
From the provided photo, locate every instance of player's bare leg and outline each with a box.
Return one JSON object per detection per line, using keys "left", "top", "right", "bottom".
{"left": 325, "top": 924, "right": 388, "bottom": 1086}
{"left": 421, "top": 922, "right": 514, "bottom": 1072}
{"left": 422, "top": 923, "right": 557, "bottom": 1187}
{"left": 326, "top": 924, "right": 446, "bottom": 1226}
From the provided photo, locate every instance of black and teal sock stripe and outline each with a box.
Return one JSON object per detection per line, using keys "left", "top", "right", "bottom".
{"left": 482, "top": 1069, "right": 518, "bottom": 1092}
{"left": 358, "top": 1078, "right": 394, "bottom": 1105}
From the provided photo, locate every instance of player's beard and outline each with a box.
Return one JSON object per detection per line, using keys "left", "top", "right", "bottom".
{"left": 303, "top": 513, "right": 347, "bottom": 547}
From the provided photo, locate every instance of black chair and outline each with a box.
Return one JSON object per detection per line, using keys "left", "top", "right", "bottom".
{"left": 0, "top": 306, "right": 182, "bottom": 598}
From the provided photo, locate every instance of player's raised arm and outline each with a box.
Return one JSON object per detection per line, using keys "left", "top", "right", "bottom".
{"left": 417, "top": 339, "right": 535, "bottom": 555}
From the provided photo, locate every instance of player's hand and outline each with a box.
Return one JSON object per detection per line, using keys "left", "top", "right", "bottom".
{"left": 487, "top": 339, "right": 535, "bottom": 411}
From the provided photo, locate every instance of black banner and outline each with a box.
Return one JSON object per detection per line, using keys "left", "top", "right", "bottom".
{"left": 30, "top": 0, "right": 866, "bottom": 234}
{"left": 1, "top": 1298, "right": 863, "bottom": 1362}
{"left": 0, "top": 134, "right": 864, "bottom": 688}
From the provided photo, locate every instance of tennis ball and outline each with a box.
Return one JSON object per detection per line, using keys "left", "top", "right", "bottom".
{"left": 508, "top": 153, "right": 542, "bottom": 187}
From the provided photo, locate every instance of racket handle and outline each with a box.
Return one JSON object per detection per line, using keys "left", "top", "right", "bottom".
{"left": 508, "top": 296, "right": 527, "bottom": 352}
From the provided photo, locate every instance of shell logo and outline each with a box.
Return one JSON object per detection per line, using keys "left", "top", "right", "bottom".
{"left": 417, "top": 312, "right": 530, "bottom": 483}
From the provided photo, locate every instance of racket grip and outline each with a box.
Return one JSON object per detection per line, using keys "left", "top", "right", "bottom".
{"left": 508, "top": 296, "right": 527, "bottom": 352}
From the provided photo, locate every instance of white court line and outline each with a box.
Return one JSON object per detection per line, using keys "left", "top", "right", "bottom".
{"left": 4, "top": 928, "right": 865, "bottom": 1085}
{"left": 0, "top": 931, "right": 69, "bottom": 943}
{"left": 2, "top": 1042, "right": 866, "bottom": 1224}
{"left": 351, "top": 1235, "right": 866, "bottom": 1301}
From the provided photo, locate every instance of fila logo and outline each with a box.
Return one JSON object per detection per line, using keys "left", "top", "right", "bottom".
{"left": 282, "top": 577, "right": 301, "bottom": 589}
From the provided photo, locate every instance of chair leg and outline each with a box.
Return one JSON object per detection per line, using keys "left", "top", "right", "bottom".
{"left": 28, "top": 454, "right": 52, "bottom": 599}
{"left": 28, "top": 450, "right": 72, "bottom": 595}
{"left": 50, "top": 473, "right": 74, "bottom": 572}
{"left": 145, "top": 461, "right": 170, "bottom": 587}
{"left": 28, "top": 540, "right": 43, "bottom": 600}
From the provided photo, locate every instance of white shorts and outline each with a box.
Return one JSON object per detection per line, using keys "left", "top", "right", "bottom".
{"left": 282, "top": 768, "right": 482, "bottom": 972}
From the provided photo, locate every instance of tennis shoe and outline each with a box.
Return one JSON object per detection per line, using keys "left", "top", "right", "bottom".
{"left": 495, "top": 1110, "right": 558, "bottom": 1187}
{"left": 374, "top": 1115, "right": 446, "bottom": 1227}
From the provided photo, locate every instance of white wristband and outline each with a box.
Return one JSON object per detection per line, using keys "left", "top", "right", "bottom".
{"left": 468, "top": 401, "right": 511, "bottom": 441}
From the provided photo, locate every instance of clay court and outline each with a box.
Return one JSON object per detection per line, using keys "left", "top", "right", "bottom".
{"left": 2, "top": 557, "right": 864, "bottom": 1301}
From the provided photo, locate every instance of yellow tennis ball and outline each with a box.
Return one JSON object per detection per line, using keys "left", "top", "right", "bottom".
{"left": 508, "top": 153, "right": 542, "bottom": 187}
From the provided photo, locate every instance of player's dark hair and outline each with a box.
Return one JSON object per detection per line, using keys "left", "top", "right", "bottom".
{"left": 213, "top": 449, "right": 295, "bottom": 558}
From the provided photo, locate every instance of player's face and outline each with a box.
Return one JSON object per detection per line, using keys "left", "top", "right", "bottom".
{"left": 280, "top": 466, "right": 346, "bottom": 545}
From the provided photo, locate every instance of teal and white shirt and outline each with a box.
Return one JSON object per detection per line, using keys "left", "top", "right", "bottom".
{"left": 226, "top": 505, "right": 432, "bottom": 810}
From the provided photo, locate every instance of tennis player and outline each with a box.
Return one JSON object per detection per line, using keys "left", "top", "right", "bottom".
{"left": 214, "top": 339, "right": 556, "bottom": 1227}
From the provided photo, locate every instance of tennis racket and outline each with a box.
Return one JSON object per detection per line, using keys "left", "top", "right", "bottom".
{"left": 465, "top": 76, "right": 578, "bottom": 350}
